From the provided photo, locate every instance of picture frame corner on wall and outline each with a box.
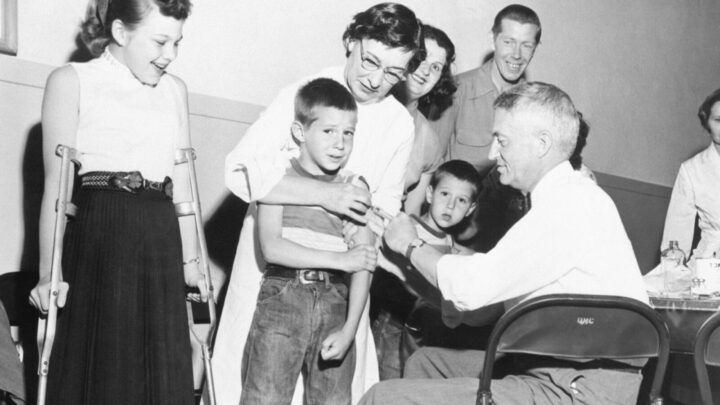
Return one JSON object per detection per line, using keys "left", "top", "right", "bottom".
{"left": 0, "top": 0, "right": 18, "bottom": 56}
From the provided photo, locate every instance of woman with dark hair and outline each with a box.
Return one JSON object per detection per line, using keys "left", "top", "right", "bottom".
{"left": 392, "top": 24, "right": 458, "bottom": 216}
{"left": 28, "top": 0, "right": 203, "bottom": 403}
{"left": 661, "top": 87, "right": 720, "bottom": 264}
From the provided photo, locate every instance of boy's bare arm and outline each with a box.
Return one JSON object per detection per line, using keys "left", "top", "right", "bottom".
{"left": 321, "top": 270, "right": 372, "bottom": 360}
{"left": 321, "top": 216, "right": 377, "bottom": 360}
{"left": 349, "top": 219, "right": 376, "bottom": 247}
{"left": 337, "top": 223, "right": 375, "bottom": 336}
{"left": 345, "top": 270, "right": 372, "bottom": 337}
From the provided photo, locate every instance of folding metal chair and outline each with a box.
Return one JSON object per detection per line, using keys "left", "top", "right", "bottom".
{"left": 475, "top": 294, "right": 670, "bottom": 405}
{"left": 694, "top": 310, "right": 720, "bottom": 405}
{"left": 0, "top": 271, "right": 40, "bottom": 405}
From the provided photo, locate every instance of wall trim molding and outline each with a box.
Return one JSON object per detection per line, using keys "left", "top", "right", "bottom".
{"left": 595, "top": 171, "right": 671, "bottom": 199}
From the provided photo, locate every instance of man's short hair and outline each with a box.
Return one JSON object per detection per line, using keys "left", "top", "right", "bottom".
{"left": 494, "top": 82, "right": 580, "bottom": 158}
{"left": 698, "top": 87, "right": 720, "bottom": 132}
{"left": 430, "top": 159, "right": 482, "bottom": 201}
{"left": 294, "top": 78, "right": 357, "bottom": 127}
{"left": 342, "top": 3, "right": 425, "bottom": 72}
{"left": 492, "top": 4, "right": 542, "bottom": 43}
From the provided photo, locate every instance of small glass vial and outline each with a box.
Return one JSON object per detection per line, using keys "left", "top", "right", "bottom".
{"left": 661, "top": 240, "right": 686, "bottom": 295}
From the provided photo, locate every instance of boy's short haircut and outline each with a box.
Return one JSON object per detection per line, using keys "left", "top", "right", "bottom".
{"left": 294, "top": 78, "right": 358, "bottom": 127}
{"left": 429, "top": 159, "right": 482, "bottom": 201}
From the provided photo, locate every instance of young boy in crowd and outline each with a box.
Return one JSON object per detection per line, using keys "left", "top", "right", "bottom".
{"left": 240, "top": 78, "right": 376, "bottom": 405}
{"left": 373, "top": 159, "right": 483, "bottom": 378}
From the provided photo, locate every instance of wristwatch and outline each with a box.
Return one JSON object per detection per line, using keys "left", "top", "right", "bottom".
{"left": 405, "top": 238, "right": 426, "bottom": 260}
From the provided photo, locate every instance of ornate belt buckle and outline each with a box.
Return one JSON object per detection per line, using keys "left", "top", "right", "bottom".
{"left": 298, "top": 270, "right": 324, "bottom": 284}
{"left": 110, "top": 171, "right": 144, "bottom": 193}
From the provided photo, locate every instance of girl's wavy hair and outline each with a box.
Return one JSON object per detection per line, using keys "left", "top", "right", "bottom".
{"left": 416, "top": 24, "right": 457, "bottom": 121}
{"left": 342, "top": 3, "right": 425, "bottom": 73}
{"left": 80, "top": 0, "right": 192, "bottom": 57}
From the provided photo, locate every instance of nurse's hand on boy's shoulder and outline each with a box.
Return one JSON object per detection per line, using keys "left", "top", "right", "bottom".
{"left": 341, "top": 244, "right": 377, "bottom": 273}
{"left": 323, "top": 182, "right": 371, "bottom": 224}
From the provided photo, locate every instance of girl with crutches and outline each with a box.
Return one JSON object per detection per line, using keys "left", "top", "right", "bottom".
{"left": 28, "top": 1, "right": 209, "bottom": 404}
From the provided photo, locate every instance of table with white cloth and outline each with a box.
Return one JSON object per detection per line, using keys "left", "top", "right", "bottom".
{"left": 649, "top": 293, "right": 720, "bottom": 404}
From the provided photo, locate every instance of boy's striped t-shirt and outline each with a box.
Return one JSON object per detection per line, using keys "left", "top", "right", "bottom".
{"left": 280, "top": 159, "right": 367, "bottom": 254}
{"left": 411, "top": 214, "right": 454, "bottom": 254}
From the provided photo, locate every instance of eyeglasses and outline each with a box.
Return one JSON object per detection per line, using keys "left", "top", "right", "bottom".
{"left": 358, "top": 40, "right": 407, "bottom": 85}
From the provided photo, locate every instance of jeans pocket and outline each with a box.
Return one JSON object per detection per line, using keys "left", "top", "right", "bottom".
{"left": 328, "top": 282, "right": 349, "bottom": 301}
{"left": 257, "top": 277, "right": 292, "bottom": 304}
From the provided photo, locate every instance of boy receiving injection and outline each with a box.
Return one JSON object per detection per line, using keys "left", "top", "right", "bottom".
{"left": 240, "top": 78, "right": 376, "bottom": 405}
{"left": 375, "top": 160, "right": 487, "bottom": 375}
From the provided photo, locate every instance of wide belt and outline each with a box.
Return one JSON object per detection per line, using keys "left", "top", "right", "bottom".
{"left": 264, "top": 264, "right": 346, "bottom": 285}
{"left": 81, "top": 171, "right": 173, "bottom": 199}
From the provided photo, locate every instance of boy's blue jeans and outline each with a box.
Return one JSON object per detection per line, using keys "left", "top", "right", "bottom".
{"left": 240, "top": 276, "right": 355, "bottom": 405}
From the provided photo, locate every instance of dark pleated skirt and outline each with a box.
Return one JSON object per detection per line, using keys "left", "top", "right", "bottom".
{"left": 46, "top": 187, "right": 194, "bottom": 405}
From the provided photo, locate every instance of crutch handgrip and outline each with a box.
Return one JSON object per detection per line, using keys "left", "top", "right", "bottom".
{"left": 174, "top": 148, "right": 196, "bottom": 165}
{"left": 56, "top": 200, "right": 78, "bottom": 219}
{"left": 175, "top": 201, "right": 200, "bottom": 218}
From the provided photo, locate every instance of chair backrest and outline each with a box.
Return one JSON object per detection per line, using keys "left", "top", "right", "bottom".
{"left": 0, "top": 300, "right": 25, "bottom": 403}
{"left": 694, "top": 310, "right": 720, "bottom": 405}
{"left": 475, "top": 294, "right": 670, "bottom": 405}
{"left": 0, "top": 271, "right": 38, "bottom": 327}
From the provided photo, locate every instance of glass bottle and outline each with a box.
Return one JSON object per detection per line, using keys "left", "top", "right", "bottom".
{"left": 661, "top": 240, "right": 686, "bottom": 295}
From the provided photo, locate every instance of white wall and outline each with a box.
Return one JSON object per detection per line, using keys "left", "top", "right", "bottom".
{"left": 15, "top": 1, "right": 495, "bottom": 105}
{"left": 13, "top": 0, "right": 720, "bottom": 187}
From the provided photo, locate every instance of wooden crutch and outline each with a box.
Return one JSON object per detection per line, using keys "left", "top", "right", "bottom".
{"left": 174, "top": 148, "right": 218, "bottom": 405}
{"left": 36, "top": 144, "right": 79, "bottom": 405}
